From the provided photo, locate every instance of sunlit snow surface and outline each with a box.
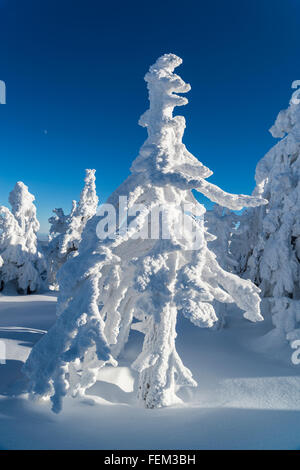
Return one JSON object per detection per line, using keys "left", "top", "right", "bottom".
{"left": 0, "top": 293, "right": 300, "bottom": 449}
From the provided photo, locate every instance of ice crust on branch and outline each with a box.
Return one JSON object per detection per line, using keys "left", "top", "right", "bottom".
{"left": 0, "top": 182, "right": 45, "bottom": 293}
{"left": 24, "top": 54, "right": 265, "bottom": 412}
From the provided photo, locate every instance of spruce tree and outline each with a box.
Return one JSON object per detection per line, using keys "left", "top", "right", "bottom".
{"left": 24, "top": 54, "right": 266, "bottom": 412}
{"left": 47, "top": 169, "right": 98, "bottom": 287}
{"left": 232, "top": 81, "right": 300, "bottom": 348}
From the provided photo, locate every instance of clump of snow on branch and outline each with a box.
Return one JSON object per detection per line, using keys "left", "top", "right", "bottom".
{"left": 47, "top": 169, "right": 98, "bottom": 287}
{"left": 232, "top": 81, "right": 300, "bottom": 350}
{"left": 0, "top": 182, "right": 46, "bottom": 294}
{"left": 24, "top": 54, "right": 266, "bottom": 412}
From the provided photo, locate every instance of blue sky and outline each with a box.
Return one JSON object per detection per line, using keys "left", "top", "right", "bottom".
{"left": 0, "top": 0, "right": 299, "bottom": 233}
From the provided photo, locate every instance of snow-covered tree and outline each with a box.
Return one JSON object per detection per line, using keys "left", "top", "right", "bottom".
{"left": 205, "top": 205, "right": 241, "bottom": 327}
{"left": 231, "top": 81, "right": 300, "bottom": 348}
{"left": 0, "top": 182, "right": 46, "bottom": 294}
{"left": 47, "top": 169, "right": 98, "bottom": 287}
{"left": 24, "top": 54, "right": 266, "bottom": 413}
{"left": 205, "top": 204, "right": 238, "bottom": 272}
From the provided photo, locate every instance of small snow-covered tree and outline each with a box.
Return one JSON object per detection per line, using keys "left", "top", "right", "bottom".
{"left": 47, "top": 169, "right": 98, "bottom": 287}
{"left": 205, "top": 204, "right": 238, "bottom": 272}
{"left": 232, "top": 81, "right": 300, "bottom": 348}
{"left": 24, "top": 54, "right": 266, "bottom": 413}
{"left": 205, "top": 205, "right": 240, "bottom": 327}
{"left": 0, "top": 182, "right": 46, "bottom": 294}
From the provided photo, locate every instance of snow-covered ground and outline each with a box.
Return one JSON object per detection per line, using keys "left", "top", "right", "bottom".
{"left": 0, "top": 293, "right": 300, "bottom": 450}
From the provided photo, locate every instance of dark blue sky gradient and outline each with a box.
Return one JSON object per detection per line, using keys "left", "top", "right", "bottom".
{"left": 0, "top": 0, "right": 299, "bottom": 232}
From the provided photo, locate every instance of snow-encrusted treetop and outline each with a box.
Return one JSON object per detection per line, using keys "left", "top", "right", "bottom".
{"left": 138, "top": 54, "right": 192, "bottom": 130}
{"left": 49, "top": 170, "right": 98, "bottom": 243}
{"left": 75, "top": 169, "right": 98, "bottom": 220}
{"left": 131, "top": 54, "right": 212, "bottom": 186}
{"left": 0, "top": 182, "right": 45, "bottom": 293}
{"left": 255, "top": 81, "right": 300, "bottom": 191}
{"left": 58, "top": 168, "right": 99, "bottom": 256}
{"left": 271, "top": 80, "right": 300, "bottom": 138}
{"left": 9, "top": 182, "right": 40, "bottom": 239}
{"left": 6, "top": 181, "right": 40, "bottom": 258}
{"left": 46, "top": 169, "right": 99, "bottom": 288}
{"left": 131, "top": 54, "right": 267, "bottom": 210}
